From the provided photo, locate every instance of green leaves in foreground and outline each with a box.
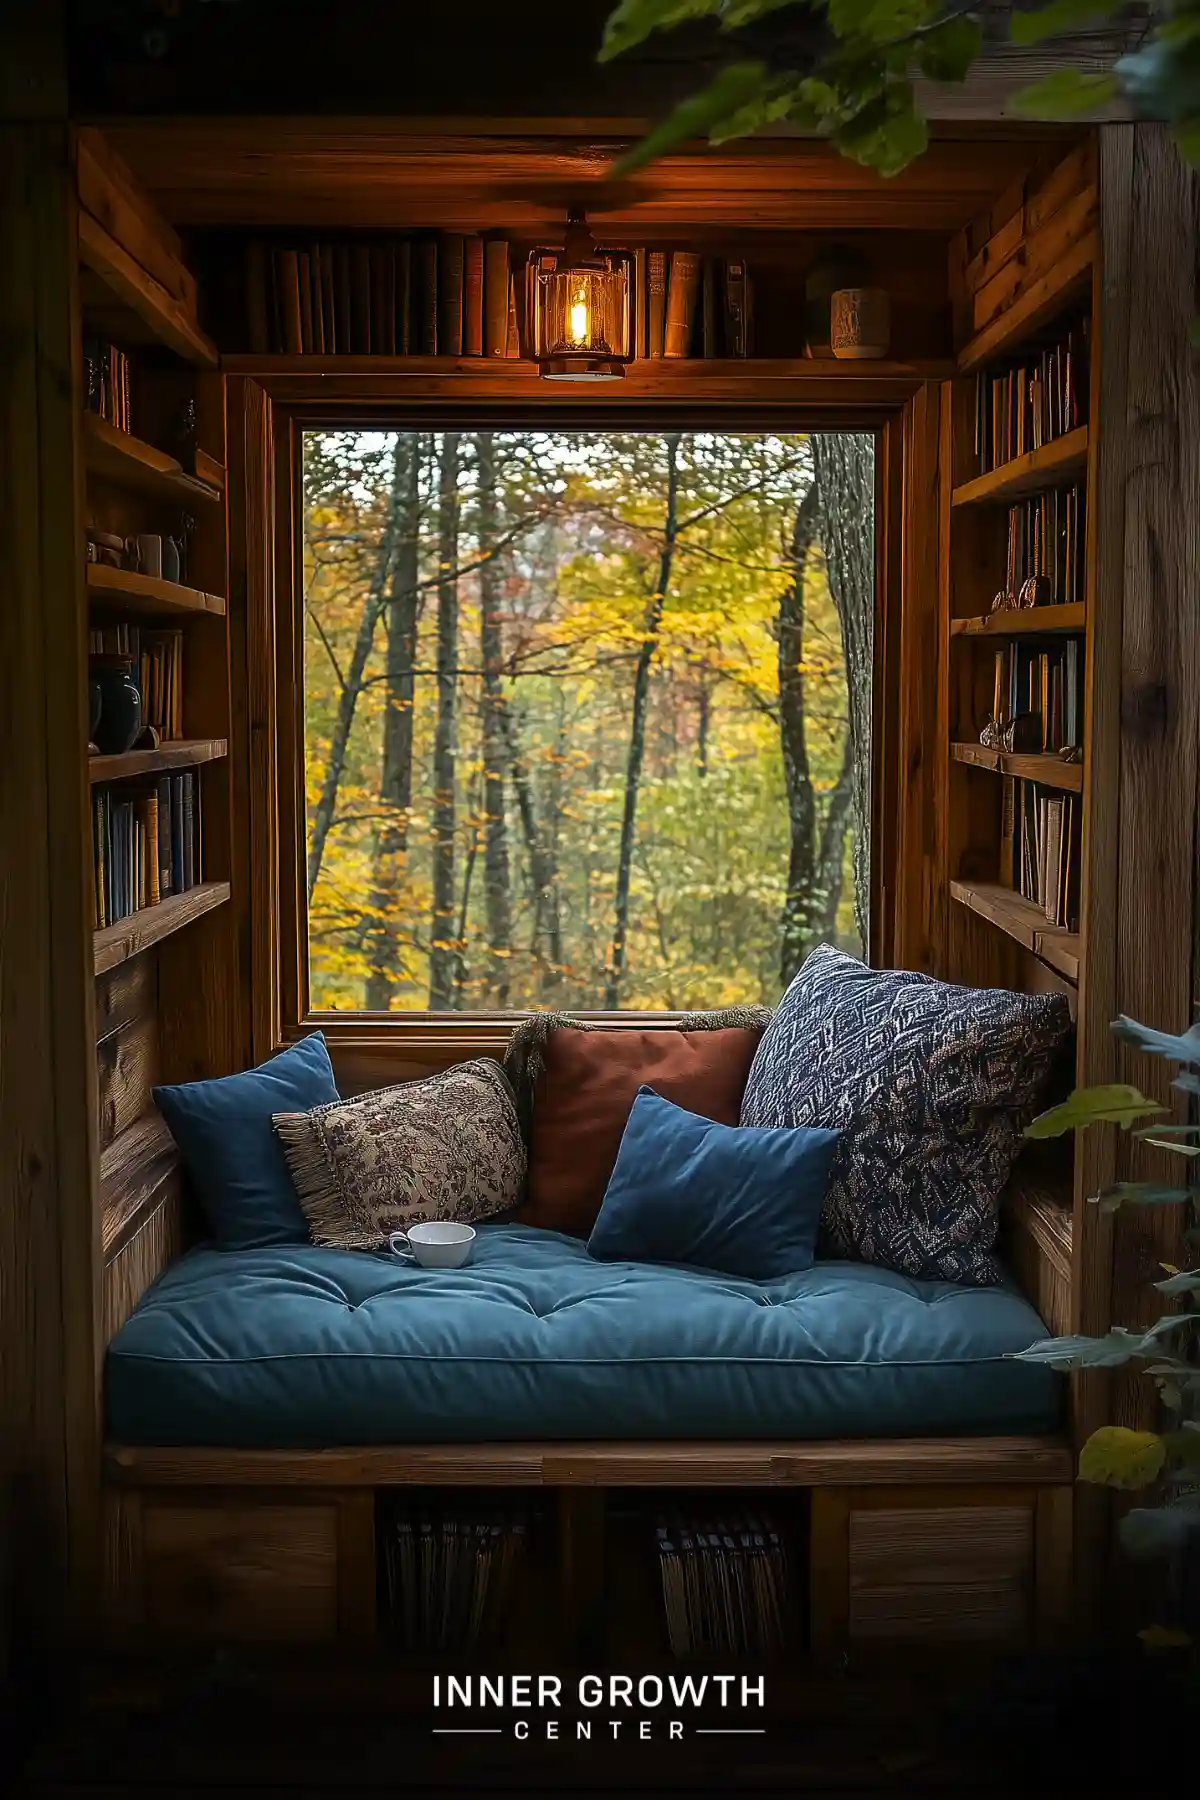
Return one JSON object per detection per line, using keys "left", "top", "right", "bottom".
{"left": 1008, "top": 68, "right": 1120, "bottom": 118}
{"left": 610, "top": 62, "right": 779, "bottom": 174}
{"left": 1024, "top": 1084, "right": 1166, "bottom": 1139}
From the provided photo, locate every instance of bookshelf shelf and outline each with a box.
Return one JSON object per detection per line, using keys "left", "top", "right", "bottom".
{"left": 89, "top": 737, "right": 227, "bottom": 785}
{"left": 94, "top": 879, "right": 231, "bottom": 976}
{"left": 957, "top": 233, "right": 1096, "bottom": 374}
{"left": 83, "top": 413, "right": 223, "bottom": 505}
{"left": 87, "top": 564, "right": 226, "bottom": 618}
{"left": 219, "top": 353, "right": 954, "bottom": 388}
{"left": 950, "top": 743, "right": 1084, "bottom": 793}
{"left": 951, "top": 603, "right": 1086, "bottom": 639}
{"left": 951, "top": 427, "right": 1089, "bottom": 509}
{"left": 950, "top": 879, "right": 1080, "bottom": 984}
{"left": 79, "top": 210, "right": 218, "bottom": 368}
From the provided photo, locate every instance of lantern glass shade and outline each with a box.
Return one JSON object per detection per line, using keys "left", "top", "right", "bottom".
{"left": 529, "top": 249, "right": 632, "bottom": 380}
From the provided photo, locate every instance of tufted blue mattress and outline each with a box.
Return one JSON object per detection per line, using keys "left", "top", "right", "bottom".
{"left": 105, "top": 1224, "right": 1061, "bottom": 1446}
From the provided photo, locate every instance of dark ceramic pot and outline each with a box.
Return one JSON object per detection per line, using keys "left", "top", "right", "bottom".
{"left": 90, "top": 655, "right": 143, "bottom": 755}
{"left": 88, "top": 676, "right": 103, "bottom": 739}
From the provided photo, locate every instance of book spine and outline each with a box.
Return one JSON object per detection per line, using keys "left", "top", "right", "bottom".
{"left": 505, "top": 271, "right": 519, "bottom": 359}
{"left": 351, "top": 244, "right": 372, "bottom": 354}
{"left": 321, "top": 244, "right": 338, "bottom": 355}
{"left": 157, "top": 775, "right": 172, "bottom": 898}
{"left": 483, "top": 240, "right": 509, "bottom": 357}
{"left": 246, "top": 243, "right": 269, "bottom": 354}
{"left": 182, "top": 772, "right": 195, "bottom": 891}
{"left": 309, "top": 244, "right": 325, "bottom": 355}
{"left": 633, "top": 247, "right": 648, "bottom": 360}
{"left": 277, "top": 249, "right": 303, "bottom": 355}
{"left": 297, "top": 250, "right": 313, "bottom": 353}
{"left": 438, "top": 234, "right": 465, "bottom": 357}
{"left": 701, "top": 257, "right": 718, "bottom": 359}
{"left": 723, "top": 259, "right": 748, "bottom": 359}
{"left": 665, "top": 251, "right": 701, "bottom": 357}
{"left": 396, "top": 241, "right": 411, "bottom": 356}
{"left": 463, "top": 237, "right": 484, "bottom": 356}
{"left": 370, "top": 245, "right": 388, "bottom": 357}
{"left": 416, "top": 239, "right": 439, "bottom": 355}
{"left": 170, "top": 774, "right": 185, "bottom": 895}
{"left": 647, "top": 251, "right": 667, "bottom": 359}
{"left": 335, "top": 245, "right": 353, "bottom": 357}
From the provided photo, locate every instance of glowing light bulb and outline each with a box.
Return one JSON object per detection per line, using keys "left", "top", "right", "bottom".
{"left": 570, "top": 294, "right": 589, "bottom": 343}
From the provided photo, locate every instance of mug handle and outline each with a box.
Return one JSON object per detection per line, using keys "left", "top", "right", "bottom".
{"left": 388, "top": 1230, "right": 414, "bottom": 1261}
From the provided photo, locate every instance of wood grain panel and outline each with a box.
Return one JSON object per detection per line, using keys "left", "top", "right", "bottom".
{"left": 849, "top": 1505, "right": 1033, "bottom": 1590}
{"left": 103, "top": 1195, "right": 182, "bottom": 1341}
{"left": 95, "top": 955, "right": 155, "bottom": 1045}
{"left": 849, "top": 1582, "right": 1028, "bottom": 1643}
{"left": 100, "top": 1111, "right": 180, "bottom": 1262}
{"left": 105, "top": 1437, "right": 1074, "bottom": 1489}
{"left": 140, "top": 1501, "right": 339, "bottom": 1641}
{"left": 96, "top": 1010, "right": 158, "bottom": 1150}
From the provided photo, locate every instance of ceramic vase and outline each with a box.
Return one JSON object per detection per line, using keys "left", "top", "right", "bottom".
{"left": 89, "top": 654, "right": 143, "bottom": 755}
{"left": 830, "top": 287, "right": 891, "bottom": 360}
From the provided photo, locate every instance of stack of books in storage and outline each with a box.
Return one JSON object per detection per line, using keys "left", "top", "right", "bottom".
{"left": 1004, "top": 780, "right": 1080, "bottom": 931}
{"left": 93, "top": 772, "right": 199, "bottom": 930}
{"left": 379, "top": 1501, "right": 528, "bottom": 1654}
{"left": 974, "top": 316, "right": 1089, "bottom": 474}
{"left": 656, "top": 1508, "right": 791, "bottom": 1659}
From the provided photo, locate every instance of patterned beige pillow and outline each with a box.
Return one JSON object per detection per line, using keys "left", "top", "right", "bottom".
{"left": 273, "top": 1059, "right": 526, "bottom": 1250}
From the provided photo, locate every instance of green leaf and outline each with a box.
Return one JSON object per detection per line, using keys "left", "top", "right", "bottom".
{"left": 835, "top": 83, "right": 929, "bottom": 175}
{"left": 828, "top": 0, "right": 935, "bottom": 44}
{"left": 1011, "top": 1328, "right": 1149, "bottom": 1370}
{"left": 917, "top": 14, "right": 982, "bottom": 82}
{"left": 609, "top": 61, "right": 773, "bottom": 174}
{"left": 710, "top": 79, "right": 815, "bottom": 144}
{"left": 721, "top": 0, "right": 807, "bottom": 27}
{"left": 1009, "top": 68, "right": 1120, "bottom": 118}
{"left": 1155, "top": 1268, "right": 1200, "bottom": 1297}
{"left": 1079, "top": 1426, "right": 1167, "bottom": 1491}
{"left": 1024, "top": 1084, "right": 1166, "bottom": 1138}
{"left": 1111, "top": 1015, "right": 1200, "bottom": 1068}
{"left": 1010, "top": 0, "right": 1125, "bottom": 48}
{"left": 1095, "top": 1183, "right": 1197, "bottom": 1214}
{"left": 1119, "top": 1493, "right": 1200, "bottom": 1561}
{"left": 1163, "top": 1426, "right": 1200, "bottom": 1468}
{"left": 1136, "top": 1125, "right": 1200, "bottom": 1158}
{"left": 599, "top": 0, "right": 721, "bottom": 63}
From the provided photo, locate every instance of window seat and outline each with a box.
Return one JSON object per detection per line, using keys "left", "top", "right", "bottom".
{"left": 105, "top": 1223, "right": 1061, "bottom": 1447}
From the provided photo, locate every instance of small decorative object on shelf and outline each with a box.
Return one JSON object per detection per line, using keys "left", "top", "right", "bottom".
{"left": 1018, "top": 574, "right": 1053, "bottom": 608}
{"left": 169, "top": 397, "right": 199, "bottom": 475}
{"left": 162, "top": 536, "right": 181, "bottom": 583}
{"left": 829, "top": 286, "right": 890, "bottom": 360}
{"left": 86, "top": 528, "right": 125, "bottom": 569}
{"left": 89, "top": 654, "right": 143, "bottom": 755}
{"left": 980, "top": 712, "right": 1040, "bottom": 753}
{"left": 177, "top": 511, "right": 197, "bottom": 586}
{"left": 804, "top": 246, "right": 866, "bottom": 358}
{"left": 528, "top": 211, "right": 632, "bottom": 381}
{"left": 991, "top": 588, "right": 1016, "bottom": 613}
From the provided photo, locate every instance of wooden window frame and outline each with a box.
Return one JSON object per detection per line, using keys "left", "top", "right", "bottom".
{"left": 229, "top": 370, "right": 942, "bottom": 1068}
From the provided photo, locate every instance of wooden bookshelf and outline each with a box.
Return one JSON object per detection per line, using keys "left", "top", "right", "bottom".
{"left": 88, "top": 737, "right": 227, "bottom": 785}
{"left": 949, "top": 879, "right": 1080, "bottom": 983}
{"left": 949, "top": 743, "right": 1084, "bottom": 793}
{"left": 957, "top": 232, "right": 1096, "bottom": 373}
{"left": 951, "top": 604, "right": 1084, "bottom": 639}
{"left": 951, "top": 427, "right": 1089, "bottom": 508}
{"left": 79, "top": 209, "right": 218, "bottom": 367}
{"left": 83, "top": 413, "right": 223, "bottom": 505}
{"left": 94, "top": 880, "right": 231, "bottom": 975}
{"left": 87, "top": 564, "right": 226, "bottom": 618}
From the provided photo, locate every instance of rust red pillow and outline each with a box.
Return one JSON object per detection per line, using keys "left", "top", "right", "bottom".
{"left": 517, "top": 1027, "right": 764, "bottom": 1239}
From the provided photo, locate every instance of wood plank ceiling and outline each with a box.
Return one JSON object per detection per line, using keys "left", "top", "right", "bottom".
{"left": 100, "top": 123, "right": 1061, "bottom": 234}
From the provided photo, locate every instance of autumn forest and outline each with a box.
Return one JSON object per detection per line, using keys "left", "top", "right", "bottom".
{"left": 303, "top": 429, "right": 874, "bottom": 1014}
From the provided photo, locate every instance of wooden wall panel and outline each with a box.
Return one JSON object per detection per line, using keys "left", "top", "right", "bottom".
{"left": 103, "top": 1197, "right": 182, "bottom": 1341}
{"left": 0, "top": 110, "right": 102, "bottom": 1641}
{"left": 96, "top": 1010, "right": 158, "bottom": 1151}
{"left": 140, "top": 1500, "right": 340, "bottom": 1642}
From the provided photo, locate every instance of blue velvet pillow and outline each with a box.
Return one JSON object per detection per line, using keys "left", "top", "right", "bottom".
{"left": 587, "top": 1087, "right": 839, "bottom": 1281}
{"left": 153, "top": 1033, "right": 339, "bottom": 1250}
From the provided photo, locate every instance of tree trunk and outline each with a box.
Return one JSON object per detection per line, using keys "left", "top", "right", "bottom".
{"left": 364, "top": 434, "right": 422, "bottom": 1009}
{"left": 812, "top": 433, "right": 875, "bottom": 953}
{"left": 476, "top": 432, "right": 514, "bottom": 1005}
{"left": 777, "top": 480, "right": 822, "bottom": 989}
{"left": 428, "top": 431, "right": 462, "bottom": 1009}
{"left": 605, "top": 430, "right": 682, "bottom": 1008}
{"left": 307, "top": 436, "right": 406, "bottom": 899}
{"left": 502, "top": 705, "right": 557, "bottom": 986}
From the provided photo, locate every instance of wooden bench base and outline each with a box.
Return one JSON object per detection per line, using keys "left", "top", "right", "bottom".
{"left": 104, "top": 1438, "right": 1073, "bottom": 1655}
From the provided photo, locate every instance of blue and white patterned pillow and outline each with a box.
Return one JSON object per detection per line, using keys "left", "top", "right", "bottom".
{"left": 740, "top": 945, "right": 1071, "bottom": 1285}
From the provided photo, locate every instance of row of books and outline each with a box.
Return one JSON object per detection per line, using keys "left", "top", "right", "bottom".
{"left": 246, "top": 236, "right": 754, "bottom": 361}
{"left": 974, "top": 317, "right": 1088, "bottom": 474}
{"left": 991, "top": 638, "right": 1083, "bottom": 754}
{"left": 92, "top": 773, "right": 199, "bottom": 931}
{"left": 90, "top": 624, "right": 185, "bottom": 741}
{"left": 379, "top": 1504, "right": 528, "bottom": 1653}
{"left": 1002, "top": 780, "right": 1081, "bottom": 930}
{"left": 656, "top": 1510, "right": 791, "bottom": 1660}
{"left": 1002, "top": 483, "right": 1085, "bottom": 608}
{"left": 83, "top": 336, "right": 133, "bottom": 433}
{"left": 634, "top": 251, "right": 753, "bottom": 360}
{"left": 248, "top": 238, "right": 519, "bottom": 359}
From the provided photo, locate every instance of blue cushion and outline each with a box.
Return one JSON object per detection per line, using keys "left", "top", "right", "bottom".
{"left": 153, "top": 1033, "right": 339, "bottom": 1250}
{"left": 587, "top": 1087, "right": 838, "bottom": 1280}
{"left": 105, "top": 1224, "right": 1062, "bottom": 1446}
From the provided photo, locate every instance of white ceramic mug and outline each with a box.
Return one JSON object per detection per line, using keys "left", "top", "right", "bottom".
{"left": 136, "top": 533, "right": 163, "bottom": 578}
{"left": 389, "top": 1221, "right": 476, "bottom": 1269}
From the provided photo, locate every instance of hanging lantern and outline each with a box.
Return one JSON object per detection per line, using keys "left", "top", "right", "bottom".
{"left": 529, "top": 211, "right": 632, "bottom": 381}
